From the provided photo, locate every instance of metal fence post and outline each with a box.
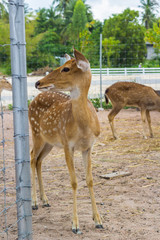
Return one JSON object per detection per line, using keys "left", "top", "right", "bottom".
{"left": 99, "top": 33, "right": 103, "bottom": 109}
{"left": 8, "top": 0, "right": 32, "bottom": 239}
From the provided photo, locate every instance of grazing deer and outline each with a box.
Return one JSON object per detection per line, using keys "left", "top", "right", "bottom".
{"left": 0, "top": 76, "right": 12, "bottom": 95}
{"left": 29, "top": 49, "right": 103, "bottom": 233}
{"left": 105, "top": 81, "right": 160, "bottom": 139}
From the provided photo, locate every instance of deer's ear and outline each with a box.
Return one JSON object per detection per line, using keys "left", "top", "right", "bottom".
{"left": 74, "top": 49, "right": 90, "bottom": 72}
{"left": 64, "top": 53, "right": 71, "bottom": 61}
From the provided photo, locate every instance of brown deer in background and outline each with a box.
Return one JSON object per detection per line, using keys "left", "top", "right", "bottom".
{"left": 29, "top": 49, "right": 103, "bottom": 234}
{"left": 105, "top": 81, "right": 160, "bottom": 139}
{"left": 0, "top": 76, "right": 12, "bottom": 95}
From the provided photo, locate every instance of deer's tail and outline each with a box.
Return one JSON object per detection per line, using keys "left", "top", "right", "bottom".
{"left": 104, "top": 88, "right": 109, "bottom": 105}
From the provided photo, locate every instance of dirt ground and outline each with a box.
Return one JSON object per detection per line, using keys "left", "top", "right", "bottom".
{"left": 1, "top": 108, "right": 160, "bottom": 240}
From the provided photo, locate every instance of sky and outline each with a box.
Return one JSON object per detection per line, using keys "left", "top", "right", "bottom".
{"left": 25, "top": 0, "right": 141, "bottom": 22}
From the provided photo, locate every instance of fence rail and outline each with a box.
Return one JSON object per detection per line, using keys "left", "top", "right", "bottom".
{"left": 91, "top": 67, "right": 160, "bottom": 75}
{"left": 1, "top": 68, "right": 160, "bottom": 107}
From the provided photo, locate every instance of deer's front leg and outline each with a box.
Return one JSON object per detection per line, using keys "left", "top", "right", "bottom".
{"left": 141, "top": 109, "right": 148, "bottom": 139}
{"left": 64, "top": 145, "right": 81, "bottom": 234}
{"left": 146, "top": 110, "right": 153, "bottom": 138}
{"left": 82, "top": 148, "right": 103, "bottom": 229}
{"left": 30, "top": 150, "right": 38, "bottom": 210}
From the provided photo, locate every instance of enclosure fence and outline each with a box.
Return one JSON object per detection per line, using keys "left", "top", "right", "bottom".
{"left": 1, "top": 1, "right": 160, "bottom": 239}
{"left": 0, "top": 0, "right": 32, "bottom": 240}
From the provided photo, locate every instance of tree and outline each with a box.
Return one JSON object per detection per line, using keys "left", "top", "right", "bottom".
{"left": 35, "top": 8, "right": 48, "bottom": 34}
{"left": 145, "top": 19, "right": 160, "bottom": 63}
{"left": 102, "top": 37, "right": 120, "bottom": 67}
{"left": 0, "top": 0, "right": 8, "bottom": 21}
{"left": 102, "top": 8, "right": 146, "bottom": 67}
{"left": 145, "top": 20, "right": 160, "bottom": 49}
{"left": 72, "top": 0, "right": 87, "bottom": 48}
{"left": 54, "top": 0, "right": 70, "bottom": 15}
{"left": 138, "top": 0, "right": 160, "bottom": 29}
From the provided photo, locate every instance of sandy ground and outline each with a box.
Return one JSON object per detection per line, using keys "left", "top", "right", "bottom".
{"left": 1, "top": 108, "right": 160, "bottom": 240}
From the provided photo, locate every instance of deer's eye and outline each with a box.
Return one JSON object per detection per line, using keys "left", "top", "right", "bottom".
{"left": 62, "top": 67, "right": 70, "bottom": 72}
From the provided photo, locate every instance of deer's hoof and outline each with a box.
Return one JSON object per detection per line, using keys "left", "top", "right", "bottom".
{"left": 96, "top": 224, "right": 104, "bottom": 229}
{"left": 42, "top": 203, "right": 51, "bottom": 208}
{"left": 72, "top": 228, "right": 82, "bottom": 234}
{"left": 32, "top": 205, "right": 38, "bottom": 210}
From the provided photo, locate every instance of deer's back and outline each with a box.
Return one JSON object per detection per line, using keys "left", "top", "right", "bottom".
{"left": 29, "top": 91, "right": 99, "bottom": 149}
{"left": 106, "top": 82, "right": 159, "bottom": 108}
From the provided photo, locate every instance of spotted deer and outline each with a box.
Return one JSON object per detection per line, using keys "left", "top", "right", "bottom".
{"left": 105, "top": 81, "right": 160, "bottom": 139}
{"left": 0, "top": 76, "right": 12, "bottom": 95}
{"left": 29, "top": 49, "right": 103, "bottom": 234}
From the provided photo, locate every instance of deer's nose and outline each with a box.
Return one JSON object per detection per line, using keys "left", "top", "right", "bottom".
{"left": 35, "top": 81, "right": 40, "bottom": 88}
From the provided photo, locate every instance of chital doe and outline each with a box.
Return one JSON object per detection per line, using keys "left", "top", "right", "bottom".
{"left": 29, "top": 49, "right": 103, "bottom": 233}
{"left": 105, "top": 81, "right": 160, "bottom": 139}
{"left": 0, "top": 76, "right": 12, "bottom": 95}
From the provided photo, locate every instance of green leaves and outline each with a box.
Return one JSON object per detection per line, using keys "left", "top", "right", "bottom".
{"left": 145, "top": 20, "right": 160, "bottom": 49}
{"left": 102, "top": 9, "right": 146, "bottom": 67}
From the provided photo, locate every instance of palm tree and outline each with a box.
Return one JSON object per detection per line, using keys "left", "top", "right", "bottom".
{"left": 53, "top": 0, "right": 70, "bottom": 15}
{"left": 139, "top": 0, "right": 160, "bottom": 29}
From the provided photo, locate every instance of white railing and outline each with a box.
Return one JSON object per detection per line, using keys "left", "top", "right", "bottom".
{"left": 91, "top": 67, "right": 160, "bottom": 76}
{"left": 1, "top": 68, "right": 160, "bottom": 107}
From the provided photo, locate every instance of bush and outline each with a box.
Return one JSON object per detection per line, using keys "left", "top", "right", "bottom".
{"left": 90, "top": 98, "right": 135, "bottom": 110}
{"left": 90, "top": 98, "right": 112, "bottom": 109}
{"left": 8, "top": 103, "right": 13, "bottom": 110}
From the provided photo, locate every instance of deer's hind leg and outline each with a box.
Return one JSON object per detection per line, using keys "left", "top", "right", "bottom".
{"left": 30, "top": 137, "right": 52, "bottom": 209}
{"left": 108, "top": 104, "right": 122, "bottom": 139}
{"left": 36, "top": 143, "right": 53, "bottom": 207}
{"left": 30, "top": 138, "right": 45, "bottom": 210}
{"left": 140, "top": 109, "right": 148, "bottom": 139}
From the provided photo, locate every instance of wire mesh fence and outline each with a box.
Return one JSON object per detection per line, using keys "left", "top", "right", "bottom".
{"left": 1, "top": 1, "right": 160, "bottom": 239}
{"left": 0, "top": 103, "right": 17, "bottom": 239}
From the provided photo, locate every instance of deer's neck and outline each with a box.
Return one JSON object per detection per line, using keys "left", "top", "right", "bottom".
{"left": 71, "top": 87, "right": 91, "bottom": 130}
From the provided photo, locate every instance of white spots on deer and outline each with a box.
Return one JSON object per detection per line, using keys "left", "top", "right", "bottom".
{"left": 29, "top": 49, "right": 103, "bottom": 231}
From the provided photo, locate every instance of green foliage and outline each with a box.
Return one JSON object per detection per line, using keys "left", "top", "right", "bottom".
{"left": 138, "top": 0, "right": 159, "bottom": 29}
{"left": 8, "top": 104, "right": 13, "bottom": 110}
{"left": 38, "top": 29, "right": 68, "bottom": 56}
{"left": 35, "top": 8, "right": 48, "bottom": 34}
{"left": 102, "top": 37, "right": 120, "bottom": 67}
{"left": 8, "top": 100, "right": 32, "bottom": 111}
{"left": 1, "top": 0, "right": 160, "bottom": 72}
{"left": 82, "top": 20, "right": 102, "bottom": 67}
{"left": 102, "top": 8, "right": 147, "bottom": 67}
{"left": 0, "top": 18, "right": 10, "bottom": 72}
{"left": 143, "top": 59, "right": 160, "bottom": 67}
{"left": 145, "top": 20, "right": 160, "bottom": 49}
{"left": 90, "top": 98, "right": 112, "bottom": 109}
{"left": 0, "top": 0, "right": 9, "bottom": 21}
{"left": 72, "top": 0, "right": 88, "bottom": 48}
{"left": 90, "top": 98, "right": 137, "bottom": 110}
